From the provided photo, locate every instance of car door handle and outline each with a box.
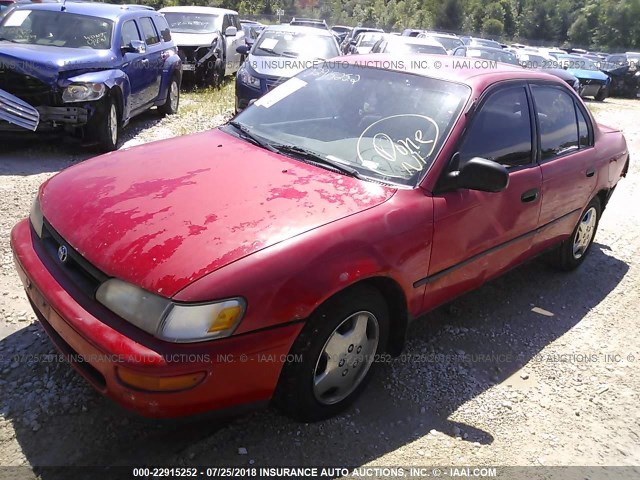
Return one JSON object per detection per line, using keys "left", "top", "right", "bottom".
{"left": 586, "top": 168, "right": 595, "bottom": 177}
{"left": 521, "top": 188, "right": 539, "bottom": 203}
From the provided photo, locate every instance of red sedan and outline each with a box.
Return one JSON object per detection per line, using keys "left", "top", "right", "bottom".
{"left": 11, "top": 56, "right": 629, "bottom": 421}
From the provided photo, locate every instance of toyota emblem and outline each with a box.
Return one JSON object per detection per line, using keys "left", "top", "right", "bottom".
{"left": 57, "top": 245, "right": 68, "bottom": 263}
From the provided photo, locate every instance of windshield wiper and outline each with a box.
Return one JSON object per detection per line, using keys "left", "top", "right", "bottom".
{"left": 256, "top": 46, "right": 297, "bottom": 58}
{"left": 227, "top": 122, "right": 361, "bottom": 178}
{"left": 227, "top": 121, "right": 278, "bottom": 152}
{"left": 270, "top": 144, "right": 361, "bottom": 178}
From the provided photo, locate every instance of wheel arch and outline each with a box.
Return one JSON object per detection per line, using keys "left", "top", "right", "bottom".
{"left": 307, "top": 276, "right": 410, "bottom": 357}
{"left": 595, "top": 187, "right": 610, "bottom": 211}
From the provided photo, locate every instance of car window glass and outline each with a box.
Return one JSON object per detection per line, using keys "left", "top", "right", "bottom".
{"left": 531, "top": 85, "right": 579, "bottom": 160}
{"left": 232, "top": 15, "right": 241, "bottom": 30}
{"left": 576, "top": 104, "right": 590, "bottom": 148}
{"left": 222, "top": 15, "right": 230, "bottom": 31}
{"left": 458, "top": 86, "right": 532, "bottom": 168}
{"left": 121, "top": 20, "right": 141, "bottom": 46}
{"left": 140, "top": 17, "right": 160, "bottom": 45}
{"left": 0, "top": 10, "right": 112, "bottom": 48}
{"left": 154, "top": 15, "right": 171, "bottom": 42}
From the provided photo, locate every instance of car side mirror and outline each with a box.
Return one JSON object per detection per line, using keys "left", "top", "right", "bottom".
{"left": 236, "top": 44, "right": 249, "bottom": 55}
{"left": 447, "top": 157, "right": 509, "bottom": 193}
{"left": 350, "top": 39, "right": 357, "bottom": 45}
{"left": 121, "top": 40, "right": 146, "bottom": 55}
{"left": 225, "top": 26, "right": 237, "bottom": 37}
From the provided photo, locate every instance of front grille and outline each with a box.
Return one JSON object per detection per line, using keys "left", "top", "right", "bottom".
{"left": 40, "top": 219, "right": 108, "bottom": 299}
{"left": 581, "top": 78, "right": 605, "bottom": 86}
{"left": 178, "top": 46, "right": 210, "bottom": 64}
{"left": 0, "top": 88, "right": 39, "bottom": 130}
{"left": 264, "top": 75, "right": 285, "bottom": 92}
{"left": 0, "top": 68, "right": 53, "bottom": 106}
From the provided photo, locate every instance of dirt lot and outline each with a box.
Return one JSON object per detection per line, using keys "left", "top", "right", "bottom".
{"left": 0, "top": 93, "right": 638, "bottom": 478}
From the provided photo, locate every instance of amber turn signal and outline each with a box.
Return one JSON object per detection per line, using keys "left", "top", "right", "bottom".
{"left": 116, "top": 368, "right": 206, "bottom": 392}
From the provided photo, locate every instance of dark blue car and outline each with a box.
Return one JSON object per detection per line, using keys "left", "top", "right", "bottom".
{"left": 234, "top": 25, "right": 340, "bottom": 113}
{"left": 0, "top": 2, "right": 182, "bottom": 151}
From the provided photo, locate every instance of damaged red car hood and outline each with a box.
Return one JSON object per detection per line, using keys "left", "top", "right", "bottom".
{"left": 40, "top": 129, "right": 396, "bottom": 297}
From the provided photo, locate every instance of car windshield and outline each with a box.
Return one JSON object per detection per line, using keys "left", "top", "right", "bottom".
{"left": 253, "top": 30, "right": 339, "bottom": 59}
{"left": 430, "top": 36, "right": 463, "bottom": 51}
{"left": 356, "top": 32, "right": 382, "bottom": 47}
{"left": 471, "top": 39, "right": 500, "bottom": 48}
{"left": 388, "top": 41, "right": 446, "bottom": 55}
{"left": 468, "top": 48, "right": 518, "bottom": 65}
{"left": 163, "top": 12, "right": 219, "bottom": 34}
{"left": 557, "top": 55, "right": 599, "bottom": 70}
{"left": 0, "top": 9, "right": 113, "bottom": 48}
{"left": 519, "top": 53, "right": 550, "bottom": 68}
{"left": 242, "top": 24, "right": 263, "bottom": 40}
{"left": 229, "top": 64, "right": 470, "bottom": 186}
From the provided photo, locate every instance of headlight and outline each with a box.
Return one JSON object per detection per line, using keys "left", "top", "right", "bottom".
{"left": 30, "top": 195, "right": 44, "bottom": 237}
{"left": 237, "top": 65, "right": 260, "bottom": 89}
{"left": 62, "top": 83, "right": 106, "bottom": 103}
{"left": 96, "top": 278, "right": 245, "bottom": 342}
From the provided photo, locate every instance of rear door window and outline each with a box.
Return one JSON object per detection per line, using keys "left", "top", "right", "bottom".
{"left": 139, "top": 16, "right": 160, "bottom": 45}
{"left": 153, "top": 15, "right": 171, "bottom": 42}
{"left": 531, "top": 85, "right": 580, "bottom": 160}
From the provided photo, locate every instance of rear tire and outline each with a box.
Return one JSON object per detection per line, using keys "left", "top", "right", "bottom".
{"left": 545, "top": 197, "right": 601, "bottom": 271}
{"left": 274, "top": 285, "right": 389, "bottom": 422}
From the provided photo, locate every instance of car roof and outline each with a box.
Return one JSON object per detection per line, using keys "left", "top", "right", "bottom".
{"left": 465, "top": 45, "right": 509, "bottom": 53}
{"left": 159, "top": 6, "right": 238, "bottom": 15}
{"left": 262, "top": 24, "right": 336, "bottom": 36}
{"left": 423, "top": 32, "right": 459, "bottom": 39}
{"left": 396, "top": 36, "right": 445, "bottom": 47}
{"left": 10, "top": 2, "right": 156, "bottom": 19}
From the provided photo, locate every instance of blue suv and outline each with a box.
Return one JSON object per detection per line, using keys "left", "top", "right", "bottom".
{"left": 0, "top": 2, "right": 182, "bottom": 151}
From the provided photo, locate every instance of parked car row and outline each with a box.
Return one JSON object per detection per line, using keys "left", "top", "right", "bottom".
{"left": 233, "top": 25, "right": 588, "bottom": 109}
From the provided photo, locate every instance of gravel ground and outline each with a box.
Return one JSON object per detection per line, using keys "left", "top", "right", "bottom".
{"left": 0, "top": 97, "right": 638, "bottom": 478}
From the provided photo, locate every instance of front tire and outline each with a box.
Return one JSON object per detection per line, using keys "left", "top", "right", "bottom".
{"left": 546, "top": 197, "right": 601, "bottom": 271}
{"left": 91, "top": 95, "right": 120, "bottom": 152}
{"left": 595, "top": 86, "right": 608, "bottom": 102}
{"left": 274, "top": 285, "right": 389, "bottom": 422}
{"left": 159, "top": 75, "right": 180, "bottom": 115}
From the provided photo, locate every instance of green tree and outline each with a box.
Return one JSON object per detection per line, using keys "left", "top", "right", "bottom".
{"left": 483, "top": 17, "right": 504, "bottom": 36}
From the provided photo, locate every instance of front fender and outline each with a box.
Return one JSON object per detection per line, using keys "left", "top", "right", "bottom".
{"left": 59, "top": 70, "right": 131, "bottom": 122}
{"left": 173, "top": 190, "right": 434, "bottom": 337}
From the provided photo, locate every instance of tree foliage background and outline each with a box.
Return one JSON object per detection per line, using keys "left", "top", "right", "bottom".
{"left": 125, "top": 0, "right": 640, "bottom": 50}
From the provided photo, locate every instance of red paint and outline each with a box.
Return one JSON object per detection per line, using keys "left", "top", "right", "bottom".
{"left": 11, "top": 60, "right": 629, "bottom": 417}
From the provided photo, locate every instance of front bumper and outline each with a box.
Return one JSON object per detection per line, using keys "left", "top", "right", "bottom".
{"left": 11, "top": 219, "right": 303, "bottom": 418}
{"left": 578, "top": 80, "right": 607, "bottom": 98}
{"left": 0, "top": 87, "right": 91, "bottom": 132}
